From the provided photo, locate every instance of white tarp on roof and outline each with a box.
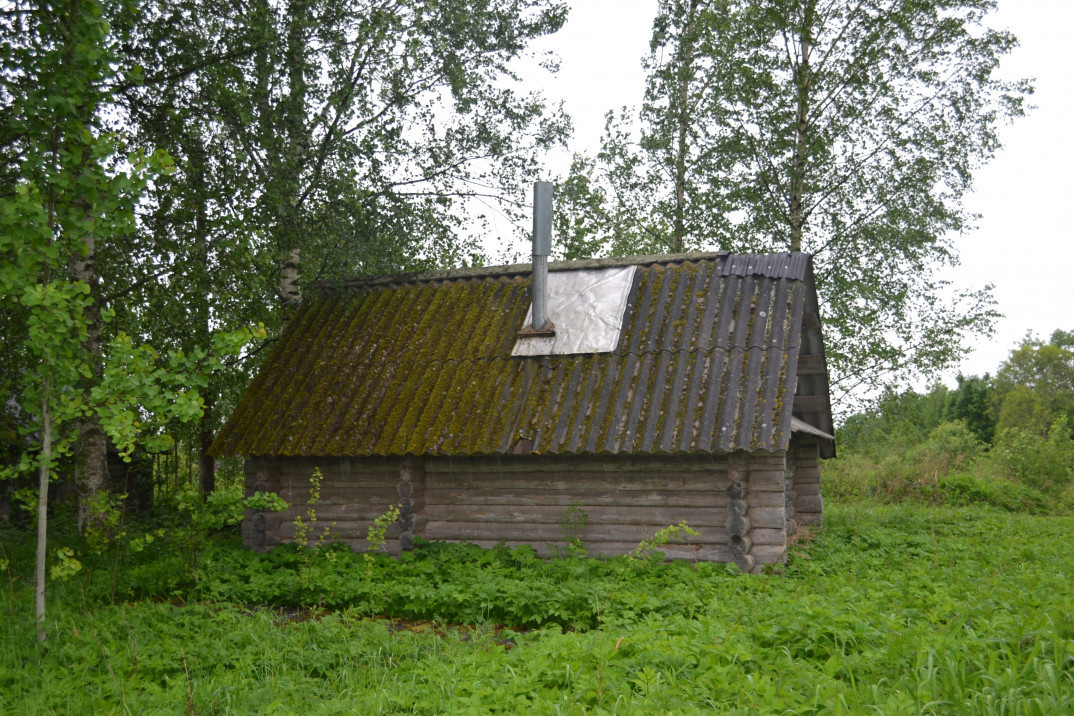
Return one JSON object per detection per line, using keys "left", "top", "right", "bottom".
{"left": 512, "top": 266, "right": 636, "bottom": 356}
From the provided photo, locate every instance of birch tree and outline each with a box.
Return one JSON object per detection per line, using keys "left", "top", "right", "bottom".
{"left": 565, "top": 0, "right": 1030, "bottom": 400}
{"left": 0, "top": 0, "right": 258, "bottom": 639}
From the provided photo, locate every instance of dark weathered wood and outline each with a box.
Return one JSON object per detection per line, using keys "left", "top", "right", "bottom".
{"left": 750, "top": 528, "right": 787, "bottom": 546}
{"left": 727, "top": 500, "right": 749, "bottom": 518}
{"left": 449, "top": 539, "right": 734, "bottom": 561}
{"left": 796, "top": 354, "right": 826, "bottom": 374}
{"left": 242, "top": 446, "right": 820, "bottom": 565}
{"left": 796, "top": 494, "right": 823, "bottom": 513}
{"left": 749, "top": 491, "right": 785, "bottom": 508}
{"left": 427, "top": 455, "right": 731, "bottom": 474}
{"left": 747, "top": 454, "right": 786, "bottom": 470}
{"left": 424, "top": 504, "right": 727, "bottom": 527}
{"left": 747, "top": 507, "right": 786, "bottom": 529}
{"left": 747, "top": 470, "right": 785, "bottom": 491}
{"left": 791, "top": 395, "right": 828, "bottom": 414}
{"left": 422, "top": 520, "right": 724, "bottom": 544}
{"left": 734, "top": 554, "right": 755, "bottom": 574}
{"left": 425, "top": 472, "right": 731, "bottom": 493}
{"left": 423, "top": 487, "right": 729, "bottom": 508}
{"left": 798, "top": 513, "right": 822, "bottom": 525}
{"left": 725, "top": 515, "right": 750, "bottom": 536}
{"left": 751, "top": 544, "right": 788, "bottom": 564}
{"left": 729, "top": 534, "right": 752, "bottom": 557}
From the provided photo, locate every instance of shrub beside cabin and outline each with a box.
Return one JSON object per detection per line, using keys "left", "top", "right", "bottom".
{"left": 211, "top": 251, "right": 834, "bottom": 573}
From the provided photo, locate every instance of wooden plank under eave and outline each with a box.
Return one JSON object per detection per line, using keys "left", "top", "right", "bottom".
{"left": 792, "top": 395, "right": 828, "bottom": 413}
{"left": 796, "top": 354, "right": 826, "bottom": 374}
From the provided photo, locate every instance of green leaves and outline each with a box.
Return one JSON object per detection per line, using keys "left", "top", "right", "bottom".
{"left": 564, "top": 0, "right": 1029, "bottom": 403}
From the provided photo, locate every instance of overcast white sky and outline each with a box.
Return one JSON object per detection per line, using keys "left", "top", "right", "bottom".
{"left": 516, "top": 0, "right": 1072, "bottom": 386}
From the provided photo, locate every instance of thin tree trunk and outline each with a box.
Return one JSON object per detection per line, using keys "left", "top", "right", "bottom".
{"left": 278, "top": 0, "right": 308, "bottom": 307}
{"left": 789, "top": 2, "right": 815, "bottom": 253}
{"left": 71, "top": 213, "right": 108, "bottom": 534}
{"left": 199, "top": 398, "right": 215, "bottom": 494}
{"left": 191, "top": 143, "right": 216, "bottom": 494}
{"left": 672, "top": 0, "right": 700, "bottom": 255}
{"left": 35, "top": 378, "right": 51, "bottom": 643}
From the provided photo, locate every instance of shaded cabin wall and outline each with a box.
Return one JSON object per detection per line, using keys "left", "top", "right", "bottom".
{"left": 244, "top": 452, "right": 803, "bottom": 570}
{"left": 787, "top": 437, "right": 823, "bottom": 530}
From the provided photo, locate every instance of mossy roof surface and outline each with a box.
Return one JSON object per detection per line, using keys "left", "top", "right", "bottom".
{"left": 212, "top": 253, "right": 819, "bottom": 457}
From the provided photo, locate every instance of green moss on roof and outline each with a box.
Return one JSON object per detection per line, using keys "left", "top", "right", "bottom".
{"left": 211, "top": 255, "right": 828, "bottom": 458}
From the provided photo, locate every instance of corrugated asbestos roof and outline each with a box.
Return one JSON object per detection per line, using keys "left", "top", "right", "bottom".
{"left": 213, "top": 252, "right": 830, "bottom": 457}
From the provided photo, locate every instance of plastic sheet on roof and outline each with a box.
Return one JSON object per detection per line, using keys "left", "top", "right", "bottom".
{"left": 512, "top": 266, "right": 637, "bottom": 356}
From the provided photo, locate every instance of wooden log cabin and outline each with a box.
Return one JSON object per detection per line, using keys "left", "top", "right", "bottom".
{"left": 211, "top": 251, "right": 835, "bottom": 572}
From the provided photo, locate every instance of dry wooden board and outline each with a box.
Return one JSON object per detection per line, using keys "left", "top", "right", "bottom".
{"left": 749, "top": 528, "right": 788, "bottom": 546}
{"left": 423, "top": 487, "right": 728, "bottom": 508}
{"left": 424, "top": 503, "right": 728, "bottom": 527}
{"left": 746, "top": 507, "right": 787, "bottom": 529}
{"left": 422, "top": 521, "right": 725, "bottom": 544}
{"left": 424, "top": 473, "right": 731, "bottom": 492}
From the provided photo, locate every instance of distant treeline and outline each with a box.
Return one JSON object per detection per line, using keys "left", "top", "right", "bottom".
{"left": 826, "top": 330, "right": 1074, "bottom": 513}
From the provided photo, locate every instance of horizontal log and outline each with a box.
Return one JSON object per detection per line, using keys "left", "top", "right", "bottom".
{"left": 423, "top": 487, "right": 728, "bottom": 509}
{"left": 747, "top": 454, "right": 786, "bottom": 470}
{"left": 747, "top": 471, "right": 785, "bottom": 491}
{"left": 275, "top": 488, "right": 402, "bottom": 507}
{"left": 796, "top": 495, "right": 823, "bottom": 513}
{"left": 423, "top": 504, "right": 727, "bottom": 527}
{"left": 425, "top": 473, "right": 731, "bottom": 493}
{"left": 273, "top": 504, "right": 402, "bottom": 522}
{"left": 797, "top": 513, "right": 822, "bottom": 525}
{"left": 275, "top": 520, "right": 402, "bottom": 540}
{"left": 749, "top": 491, "right": 786, "bottom": 509}
{"left": 796, "top": 354, "right": 826, "bottom": 375}
{"left": 727, "top": 500, "right": 749, "bottom": 517}
{"left": 747, "top": 507, "right": 786, "bottom": 529}
{"left": 442, "top": 539, "right": 733, "bottom": 562}
{"left": 749, "top": 528, "right": 787, "bottom": 546}
{"left": 751, "top": 544, "right": 788, "bottom": 564}
{"left": 794, "top": 482, "right": 821, "bottom": 496}
{"left": 425, "top": 456, "right": 731, "bottom": 475}
{"left": 275, "top": 479, "right": 400, "bottom": 497}
{"left": 421, "top": 520, "right": 721, "bottom": 544}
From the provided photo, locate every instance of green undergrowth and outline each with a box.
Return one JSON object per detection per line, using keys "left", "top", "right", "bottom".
{"left": 3, "top": 502, "right": 1074, "bottom": 713}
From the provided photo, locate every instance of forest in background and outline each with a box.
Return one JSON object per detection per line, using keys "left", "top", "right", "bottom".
{"left": 827, "top": 329, "right": 1074, "bottom": 514}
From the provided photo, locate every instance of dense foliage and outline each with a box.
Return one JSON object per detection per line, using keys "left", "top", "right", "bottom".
{"left": 2, "top": 502, "right": 1072, "bottom": 712}
{"left": 829, "top": 330, "right": 1074, "bottom": 512}
{"left": 559, "top": 0, "right": 1030, "bottom": 400}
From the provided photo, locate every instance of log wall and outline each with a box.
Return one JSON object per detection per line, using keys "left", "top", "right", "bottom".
{"left": 242, "top": 449, "right": 820, "bottom": 569}
{"left": 789, "top": 438, "right": 823, "bottom": 527}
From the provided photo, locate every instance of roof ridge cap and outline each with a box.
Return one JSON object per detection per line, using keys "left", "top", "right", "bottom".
{"left": 310, "top": 251, "right": 731, "bottom": 291}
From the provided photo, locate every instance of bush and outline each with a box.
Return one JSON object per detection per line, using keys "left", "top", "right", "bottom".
{"left": 823, "top": 421, "right": 982, "bottom": 504}
{"left": 991, "top": 417, "right": 1074, "bottom": 495}
{"left": 933, "top": 473, "right": 1049, "bottom": 513}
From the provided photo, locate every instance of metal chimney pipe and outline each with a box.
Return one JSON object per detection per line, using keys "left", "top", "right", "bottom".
{"left": 531, "top": 181, "right": 553, "bottom": 331}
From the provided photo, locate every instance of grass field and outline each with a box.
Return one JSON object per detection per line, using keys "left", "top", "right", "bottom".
{"left": 2, "top": 501, "right": 1073, "bottom": 714}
